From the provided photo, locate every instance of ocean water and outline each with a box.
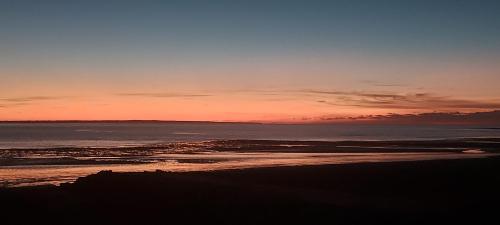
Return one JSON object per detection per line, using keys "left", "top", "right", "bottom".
{"left": 1, "top": 122, "right": 499, "bottom": 149}
{"left": 1, "top": 122, "right": 499, "bottom": 187}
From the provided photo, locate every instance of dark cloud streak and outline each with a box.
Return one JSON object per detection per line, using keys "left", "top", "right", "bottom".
{"left": 305, "top": 90, "right": 500, "bottom": 110}
{"left": 360, "top": 80, "right": 407, "bottom": 87}
{"left": 0, "top": 96, "right": 64, "bottom": 103}
{"left": 116, "top": 93, "right": 212, "bottom": 98}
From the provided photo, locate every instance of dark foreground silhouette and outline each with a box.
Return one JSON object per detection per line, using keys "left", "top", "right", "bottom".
{"left": 2, "top": 157, "right": 500, "bottom": 225}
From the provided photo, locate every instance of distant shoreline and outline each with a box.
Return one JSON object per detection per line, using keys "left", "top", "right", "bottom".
{"left": 0, "top": 120, "right": 264, "bottom": 124}
{"left": 0, "top": 110, "right": 499, "bottom": 126}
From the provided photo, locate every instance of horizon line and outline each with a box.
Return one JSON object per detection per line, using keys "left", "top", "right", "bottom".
{"left": 1, "top": 110, "right": 498, "bottom": 125}
{"left": 0, "top": 120, "right": 270, "bottom": 124}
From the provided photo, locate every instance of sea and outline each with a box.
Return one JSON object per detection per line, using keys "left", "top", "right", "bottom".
{"left": 1, "top": 122, "right": 499, "bottom": 187}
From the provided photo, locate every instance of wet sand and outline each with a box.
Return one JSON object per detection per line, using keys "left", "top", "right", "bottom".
{"left": 2, "top": 156, "right": 500, "bottom": 225}
{"left": 2, "top": 138, "right": 499, "bottom": 187}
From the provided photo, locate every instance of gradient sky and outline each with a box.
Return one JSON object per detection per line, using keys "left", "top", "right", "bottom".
{"left": 1, "top": 0, "right": 500, "bottom": 122}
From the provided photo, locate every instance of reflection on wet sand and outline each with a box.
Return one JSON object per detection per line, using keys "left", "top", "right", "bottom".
{"left": 1, "top": 151, "right": 497, "bottom": 187}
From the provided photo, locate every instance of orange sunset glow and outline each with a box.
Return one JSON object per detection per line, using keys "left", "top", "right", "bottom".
{"left": 2, "top": 55, "right": 500, "bottom": 122}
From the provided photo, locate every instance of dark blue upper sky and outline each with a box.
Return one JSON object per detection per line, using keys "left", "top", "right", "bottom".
{"left": 2, "top": 0, "right": 500, "bottom": 58}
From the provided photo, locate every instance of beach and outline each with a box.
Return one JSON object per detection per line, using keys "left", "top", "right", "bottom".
{"left": 1, "top": 123, "right": 499, "bottom": 224}
{"left": 2, "top": 156, "right": 500, "bottom": 225}
{"left": 2, "top": 138, "right": 499, "bottom": 187}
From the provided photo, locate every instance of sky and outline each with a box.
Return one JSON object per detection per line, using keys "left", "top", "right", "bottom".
{"left": 1, "top": 0, "right": 500, "bottom": 122}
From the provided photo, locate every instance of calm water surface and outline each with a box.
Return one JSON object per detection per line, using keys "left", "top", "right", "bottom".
{"left": 1, "top": 122, "right": 499, "bottom": 148}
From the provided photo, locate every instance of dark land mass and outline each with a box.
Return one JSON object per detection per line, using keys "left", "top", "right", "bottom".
{"left": 1, "top": 110, "right": 499, "bottom": 125}
{"left": 0, "top": 120, "right": 262, "bottom": 125}
{"left": 2, "top": 157, "right": 500, "bottom": 225}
